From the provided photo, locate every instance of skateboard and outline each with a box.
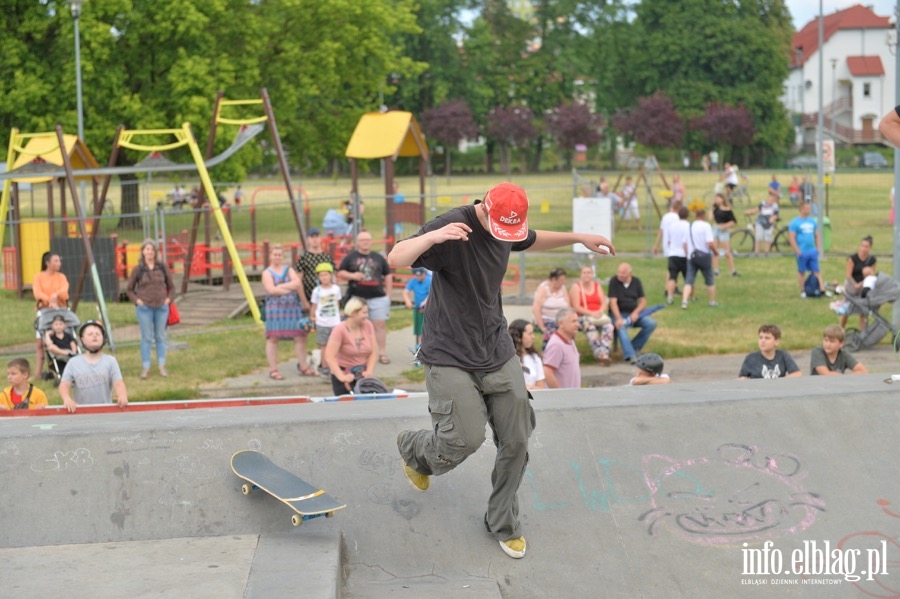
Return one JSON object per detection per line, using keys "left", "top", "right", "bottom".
{"left": 230, "top": 450, "right": 346, "bottom": 526}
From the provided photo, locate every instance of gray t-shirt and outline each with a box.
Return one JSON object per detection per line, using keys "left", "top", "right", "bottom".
{"left": 411, "top": 204, "right": 536, "bottom": 371}
{"left": 809, "top": 346, "right": 858, "bottom": 375}
{"left": 738, "top": 350, "right": 800, "bottom": 379}
{"left": 61, "top": 353, "right": 123, "bottom": 405}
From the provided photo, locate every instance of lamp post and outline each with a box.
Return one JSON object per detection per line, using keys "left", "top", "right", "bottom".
{"left": 795, "top": 47, "right": 804, "bottom": 148}
{"left": 830, "top": 58, "right": 838, "bottom": 142}
{"left": 71, "top": 0, "right": 85, "bottom": 141}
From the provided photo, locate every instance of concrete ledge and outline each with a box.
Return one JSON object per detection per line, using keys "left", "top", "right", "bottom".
{"left": 246, "top": 532, "right": 342, "bottom": 599}
{"left": 2, "top": 375, "right": 899, "bottom": 597}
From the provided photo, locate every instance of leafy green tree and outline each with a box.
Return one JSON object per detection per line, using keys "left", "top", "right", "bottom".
{"left": 391, "top": 0, "right": 472, "bottom": 114}
{"left": 0, "top": 0, "right": 424, "bottom": 182}
{"left": 629, "top": 0, "right": 792, "bottom": 160}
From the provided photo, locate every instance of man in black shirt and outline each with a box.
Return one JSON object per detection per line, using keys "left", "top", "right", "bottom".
{"left": 337, "top": 231, "right": 392, "bottom": 363}
{"left": 388, "top": 182, "right": 615, "bottom": 559}
{"left": 608, "top": 262, "right": 657, "bottom": 363}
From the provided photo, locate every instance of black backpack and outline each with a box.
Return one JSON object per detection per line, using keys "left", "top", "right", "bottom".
{"left": 804, "top": 274, "right": 822, "bottom": 298}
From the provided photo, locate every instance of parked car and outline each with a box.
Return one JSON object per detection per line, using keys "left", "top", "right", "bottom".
{"left": 786, "top": 154, "right": 818, "bottom": 169}
{"left": 861, "top": 152, "right": 889, "bottom": 168}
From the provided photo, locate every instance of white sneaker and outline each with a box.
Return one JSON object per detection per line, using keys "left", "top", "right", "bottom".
{"left": 800, "top": 292, "right": 807, "bottom": 299}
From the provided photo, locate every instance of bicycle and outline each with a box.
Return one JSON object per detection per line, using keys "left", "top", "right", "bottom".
{"left": 730, "top": 214, "right": 791, "bottom": 257}
{"left": 702, "top": 175, "right": 751, "bottom": 208}
{"left": 729, "top": 176, "right": 752, "bottom": 206}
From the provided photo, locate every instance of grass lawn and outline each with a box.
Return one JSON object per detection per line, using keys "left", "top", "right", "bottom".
{"left": 3, "top": 168, "right": 898, "bottom": 402}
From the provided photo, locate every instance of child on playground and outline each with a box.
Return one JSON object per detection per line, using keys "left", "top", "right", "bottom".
{"left": 628, "top": 353, "right": 671, "bottom": 385}
{"left": 738, "top": 324, "right": 801, "bottom": 379}
{"left": 309, "top": 262, "right": 343, "bottom": 376}
{"left": 60, "top": 321, "right": 128, "bottom": 413}
{"left": 810, "top": 324, "right": 868, "bottom": 376}
{"left": 402, "top": 267, "right": 432, "bottom": 346}
{"left": 44, "top": 314, "right": 78, "bottom": 374}
{"left": 1, "top": 358, "right": 48, "bottom": 410}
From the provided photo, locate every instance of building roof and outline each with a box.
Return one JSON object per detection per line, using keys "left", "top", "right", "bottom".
{"left": 847, "top": 55, "right": 885, "bottom": 76}
{"left": 791, "top": 4, "right": 891, "bottom": 68}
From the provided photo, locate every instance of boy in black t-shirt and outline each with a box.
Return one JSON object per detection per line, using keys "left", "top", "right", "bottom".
{"left": 738, "top": 324, "right": 801, "bottom": 379}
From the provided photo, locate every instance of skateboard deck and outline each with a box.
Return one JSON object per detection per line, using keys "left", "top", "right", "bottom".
{"left": 230, "top": 450, "right": 346, "bottom": 526}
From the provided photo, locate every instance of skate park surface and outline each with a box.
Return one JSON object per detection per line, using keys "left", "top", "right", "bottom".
{"left": 3, "top": 370, "right": 900, "bottom": 598}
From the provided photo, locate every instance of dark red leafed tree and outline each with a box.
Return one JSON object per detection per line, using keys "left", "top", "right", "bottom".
{"left": 486, "top": 104, "right": 537, "bottom": 175}
{"left": 545, "top": 102, "right": 603, "bottom": 168}
{"left": 692, "top": 103, "right": 756, "bottom": 165}
{"left": 612, "top": 92, "right": 684, "bottom": 149}
{"left": 421, "top": 99, "right": 479, "bottom": 176}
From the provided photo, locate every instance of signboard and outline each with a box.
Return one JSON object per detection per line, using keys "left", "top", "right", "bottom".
{"left": 572, "top": 196, "right": 612, "bottom": 253}
{"left": 821, "top": 139, "right": 835, "bottom": 174}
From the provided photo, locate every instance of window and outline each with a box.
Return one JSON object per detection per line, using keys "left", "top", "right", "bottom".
{"left": 864, "top": 83, "right": 871, "bottom": 98}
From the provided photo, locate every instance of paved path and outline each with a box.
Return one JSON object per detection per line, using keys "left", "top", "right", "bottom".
{"left": 201, "top": 303, "right": 900, "bottom": 398}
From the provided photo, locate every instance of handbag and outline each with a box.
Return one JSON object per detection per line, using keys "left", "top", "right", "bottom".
{"left": 689, "top": 222, "right": 713, "bottom": 269}
{"left": 167, "top": 302, "right": 181, "bottom": 326}
{"left": 577, "top": 281, "right": 611, "bottom": 326}
{"left": 588, "top": 314, "right": 612, "bottom": 327}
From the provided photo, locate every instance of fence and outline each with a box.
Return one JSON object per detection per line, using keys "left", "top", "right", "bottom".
{"left": 3, "top": 171, "right": 895, "bottom": 298}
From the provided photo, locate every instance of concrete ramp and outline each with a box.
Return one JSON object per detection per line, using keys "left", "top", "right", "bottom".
{"left": 2, "top": 375, "right": 900, "bottom": 598}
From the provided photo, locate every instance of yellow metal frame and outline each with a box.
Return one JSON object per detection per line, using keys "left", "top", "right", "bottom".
{"left": 215, "top": 98, "right": 269, "bottom": 126}
{"left": 114, "top": 123, "right": 261, "bottom": 323}
{"left": 0, "top": 123, "right": 262, "bottom": 324}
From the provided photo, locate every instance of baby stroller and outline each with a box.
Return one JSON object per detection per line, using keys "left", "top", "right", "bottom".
{"left": 831, "top": 273, "right": 900, "bottom": 352}
{"left": 34, "top": 308, "right": 81, "bottom": 385}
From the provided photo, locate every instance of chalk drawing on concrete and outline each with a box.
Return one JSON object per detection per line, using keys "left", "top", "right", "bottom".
{"left": 638, "top": 443, "right": 825, "bottom": 545}
{"left": 828, "top": 499, "right": 900, "bottom": 597}
{"left": 31, "top": 448, "right": 95, "bottom": 473}
{"left": 331, "top": 431, "right": 361, "bottom": 452}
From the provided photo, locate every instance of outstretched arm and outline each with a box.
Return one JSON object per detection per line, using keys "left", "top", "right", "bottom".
{"left": 530, "top": 231, "right": 615, "bottom": 255}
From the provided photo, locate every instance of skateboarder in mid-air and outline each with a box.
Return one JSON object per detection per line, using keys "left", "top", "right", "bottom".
{"left": 387, "top": 182, "right": 615, "bottom": 558}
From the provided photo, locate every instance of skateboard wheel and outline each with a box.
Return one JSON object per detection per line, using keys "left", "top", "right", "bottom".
{"left": 291, "top": 515, "right": 303, "bottom": 527}
{"left": 326, "top": 511, "right": 334, "bottom": 518}
{"left": 241, "top": 483, "right": 252, "bottom": 495}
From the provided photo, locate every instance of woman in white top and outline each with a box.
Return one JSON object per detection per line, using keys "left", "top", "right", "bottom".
{"left": 509, "top": 319, "right": 545, "bottom": 390}
{"left": 532, "top": 268, "right": 571, "bottom": 349}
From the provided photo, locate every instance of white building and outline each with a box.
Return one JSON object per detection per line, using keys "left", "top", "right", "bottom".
{"left": 783, "top": 4, "right": 894, "bottom": 149}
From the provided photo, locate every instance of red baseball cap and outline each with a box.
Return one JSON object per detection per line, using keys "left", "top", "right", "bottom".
{"left": 482, "top": 182, "right": 529, "bottom": 242}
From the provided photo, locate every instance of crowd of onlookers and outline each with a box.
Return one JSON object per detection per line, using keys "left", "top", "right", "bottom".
{"left": 7, "top": 167, "right": 888, "bottom": 412}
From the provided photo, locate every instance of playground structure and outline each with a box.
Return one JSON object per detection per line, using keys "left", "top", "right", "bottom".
{"left": 0, "top": 89, "right": 304, "bottom": 335}
{"left": 345, "top": 110, "right": 429, "bottom": 252}
{"left": 574, "top": 158, "right": 672, "bottom": 236}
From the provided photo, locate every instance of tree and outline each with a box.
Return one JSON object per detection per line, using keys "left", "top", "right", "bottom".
{"left": 545, "top": 102, "right": 603, "bottom": 168}
{"left": 612, "top": 93, "right": 684, "bottom": 150}
{"left": 391, "top": 0, "right": 472, "bottom": 114}
{"left": 628, "top": 0, "right": 792, "bottom": 161}
{"left": 0, "top": 0, "right": 425, "bottom": 181}
{"left": 692, "top": 103, "right": 756, "bottom": 166}
{"left": 486, "top": 105, "right": 537, "bottom": 175}
{"left": 421, "top": 99, "right": 479, "bottom": 176}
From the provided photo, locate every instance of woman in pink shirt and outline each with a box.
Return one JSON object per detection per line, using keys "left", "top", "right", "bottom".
{"left": 324, "top": 297, "right": 377, "bottom": 395}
